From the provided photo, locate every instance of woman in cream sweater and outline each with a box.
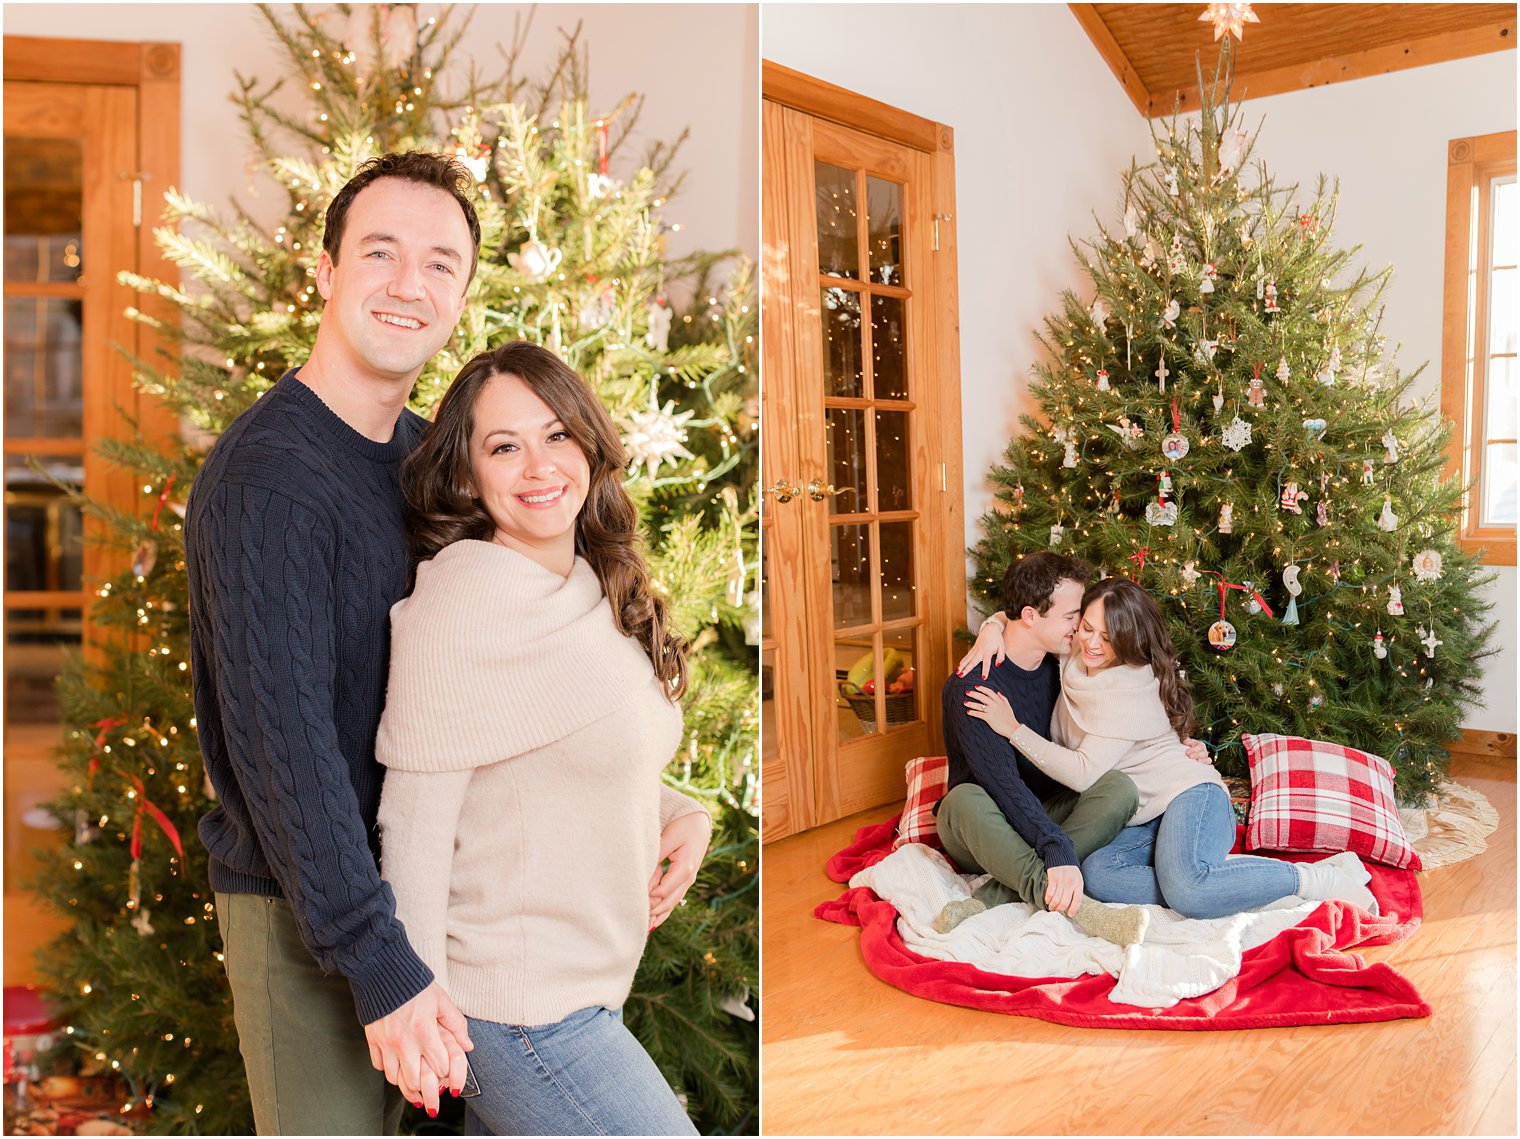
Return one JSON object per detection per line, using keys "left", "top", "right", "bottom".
{"left": 374, "top": 342, "right": 710, "bottom": 1135}
{"left": 965, "top": 577, "right": 1377, "bottom": 923}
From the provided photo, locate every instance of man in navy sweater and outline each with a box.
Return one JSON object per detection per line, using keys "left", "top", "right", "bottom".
{"left": 938, "top": 552, "right": 1212, "bottom": 939}
{"left": 186, "top": 153, "right": 479, "bottom": 1131}
{"left": 935, "top": 552, "right": 1144, "bottom": 938}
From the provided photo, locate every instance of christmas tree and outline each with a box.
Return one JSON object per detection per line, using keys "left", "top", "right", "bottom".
{"left": 30, "top": 7, "right": 757, "bottom": 1133}
{"left": 970, "top": 45, "right": 1497, "bottom": 804}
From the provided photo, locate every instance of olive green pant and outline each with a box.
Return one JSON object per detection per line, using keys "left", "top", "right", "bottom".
{"left": 215, "top": 892, "right": 405, "bottom": 1135}
{"left": 936, "top": 770, "right": 1139, "bottom": 910}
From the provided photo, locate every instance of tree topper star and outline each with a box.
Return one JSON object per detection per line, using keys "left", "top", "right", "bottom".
{"left": 1200, "top": 2, "right": 1259, "bottom": 42}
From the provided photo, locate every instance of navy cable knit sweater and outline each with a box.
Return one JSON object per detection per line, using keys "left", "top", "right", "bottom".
{"left": 939, "top": 655, "right": 1078, "bottom": 869}
{"left": 186, "top": 369, "right": 434, "bottom": 1023}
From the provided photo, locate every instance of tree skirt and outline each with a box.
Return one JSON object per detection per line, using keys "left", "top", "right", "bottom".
{"left": 815, "top": 814, "right": 1429, "bottom": 1030}
{"left": 1399, "top": 780, "right": 1499, "bottom": 870}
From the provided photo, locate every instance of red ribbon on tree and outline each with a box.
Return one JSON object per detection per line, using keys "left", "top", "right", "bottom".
{"left": 596, "top": 119, "right": 608, "bottom": 176}
{"left": 1129, "top": 547, "right": 1150, "bottom": 580}
{"left": 1253, "top": 361, "right": 1262, "bottom": 381}
{"left": 88, "top": 716, "right": 129, "bottom": 782}
{"left": 1205, "top": 570, "right": 1274, "bottom": 620}
{"left": 150, "top": 474, "right": 176, "bottom": 531}
{"left": 128, "top": 775, "right": 184, "bottom": 863}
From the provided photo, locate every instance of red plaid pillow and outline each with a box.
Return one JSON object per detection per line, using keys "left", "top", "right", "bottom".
{"left": 1243, "top": 733, "right": 1421, "bottom": 870}
{"left": 892, "top": 755, "right": 949, "bottom": 851}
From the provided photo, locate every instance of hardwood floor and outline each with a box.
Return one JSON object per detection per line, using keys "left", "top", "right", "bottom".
{"left": 760, "top": 753, "right": 1516, "bottom": 1135}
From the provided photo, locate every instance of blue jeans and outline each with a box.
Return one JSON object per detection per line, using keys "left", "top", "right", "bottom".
{"left": 462, "top": 1005, "right": 697, "bottom": 1136}
{"left": 1081, "top": 782, "right": 1300, "bottom": 919}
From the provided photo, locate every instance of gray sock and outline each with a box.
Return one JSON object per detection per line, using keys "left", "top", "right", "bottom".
{"left": 1070, "top": 896, "right": 1150, "bottom": 947}
{"left": 1295, "top": 860, "right": 1380, "bottom": 915}
{"left": 934, "top": 897, "right": 987, "bottom": 933}
{"left": 1319, "top": 851, "right": 1372, "bottom": 886}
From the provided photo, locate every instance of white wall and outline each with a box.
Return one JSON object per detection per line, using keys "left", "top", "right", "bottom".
{"left": 762, "top": 6, "right": 1517, "bottom": 733}
{"left": 1, "top": 3, "right": 758, "bottom": 268}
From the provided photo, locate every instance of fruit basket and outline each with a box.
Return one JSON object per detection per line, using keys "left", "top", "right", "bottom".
{"left": 837, "top": 683, "right": 915, "bottom": 732}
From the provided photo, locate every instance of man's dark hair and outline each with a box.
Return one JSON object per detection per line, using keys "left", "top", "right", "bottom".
{"left": 1000, "top": 551, "right": 1091, "bottom": 618}
{"left": 322, "top": 151, "right": 483, "bottom": 280}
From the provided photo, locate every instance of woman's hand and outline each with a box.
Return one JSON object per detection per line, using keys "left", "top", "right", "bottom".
{"left": 1184, "top": 738, "right": 1212, "bottom": 763}
{"left": 956, "top": 614, "right": 1007, "bottom": 679}
{"left": 648, "top": 811, "right": 712, "bottom": 931}
{"left": 964, "top": 685, "right": 1020, "bottom": 739}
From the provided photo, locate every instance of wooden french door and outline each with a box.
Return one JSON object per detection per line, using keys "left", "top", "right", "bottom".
{"left": 761, "top": 66, "right": 964, "bottom": 841}
{"left": 3, "top": 39, "right": 179, "bottom": 977}
{"left": 4, "top": 79, "right": 143, "bottom": 689}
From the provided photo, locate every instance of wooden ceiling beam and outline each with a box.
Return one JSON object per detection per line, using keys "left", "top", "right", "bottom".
{"left": 1175, "top": 14, "right": 1517, "bottom": 114}
{"left": 1071, "top": 3, "right": 1518, "bottom": 119}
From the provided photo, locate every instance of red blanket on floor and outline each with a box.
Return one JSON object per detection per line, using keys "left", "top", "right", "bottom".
{"left": 814, "top": 814, "right": 1430, "bottom": 1030}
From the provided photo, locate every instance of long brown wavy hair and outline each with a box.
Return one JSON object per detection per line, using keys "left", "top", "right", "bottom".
{"left": 1080, "top": 577, "right": 1196, "bottom": 741}
{"left": 401, "top": 341, "right": 688, "bottom": 699}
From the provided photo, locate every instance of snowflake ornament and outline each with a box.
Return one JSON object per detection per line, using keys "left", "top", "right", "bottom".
{"left": 1411, "top": 548, "right": 1445, "bottom": 583}
{"left": 1221, "top": 416, "right": 1253, "bottom": 452}
{"left": 623, "top": 396, "right": 696, "bottom": 478}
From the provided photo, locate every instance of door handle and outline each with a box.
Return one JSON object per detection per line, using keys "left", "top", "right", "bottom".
{"left": 805, "top": 479, "right": 853, "bottom": 502}
{"left": 766, "top": 479, "right": 801, "bottom": 504}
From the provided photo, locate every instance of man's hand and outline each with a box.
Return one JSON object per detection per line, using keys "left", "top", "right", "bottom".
{"left": 648, "top": 811, "right": 712, "bottom": 931}
{"left": 1184, "top": 737, "right": 1211, "bottom": 763}
{"left": 364, "top": 981, "right": 473, "bottom": 1115}
{"left": 1045, "top": 865, "right": 1083, "bottom": 916}
{"left": 957, "top": 613, "right": 1008, "bottom": 679}
{"left": 964, "top": 685, "right": 1020, "bottom": 740}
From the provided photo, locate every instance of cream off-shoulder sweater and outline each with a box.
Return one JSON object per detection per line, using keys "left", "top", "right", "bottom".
{"left": 1009, "top": 653, "right": 1225, "bottom": 825}
{"left": 375, "top": 539, "right": 708, "bottom": 1027}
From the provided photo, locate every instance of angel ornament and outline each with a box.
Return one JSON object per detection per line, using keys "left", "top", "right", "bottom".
{"left": 1378, "top": 495, "right": 1399, "bottom": 532}
{"left": 1108, "top": 417, "right": 1142, "bottom": 450}
{"left": 1382, "top": 428, "right": 1400, "bottom": 464}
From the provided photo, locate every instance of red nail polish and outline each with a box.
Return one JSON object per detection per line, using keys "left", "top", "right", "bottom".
{"left": 428, "top": 1108, "right": 438, "bottom": 1119}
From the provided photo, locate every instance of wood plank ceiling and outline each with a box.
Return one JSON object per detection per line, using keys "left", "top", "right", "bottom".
{"left": 1070, "top": 3, "right": 1517, "bottom": 117}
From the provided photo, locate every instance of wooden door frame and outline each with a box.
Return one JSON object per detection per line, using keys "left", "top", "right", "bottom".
{"left": 762, "top": 63, "right": 966, "bottom": 837}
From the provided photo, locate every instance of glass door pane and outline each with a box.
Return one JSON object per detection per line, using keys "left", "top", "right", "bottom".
{"left": 814, "top": 151, "right": 924, "bottom": 743}
{"left": 4, "top": 134, "right": 88, "bottom": 722}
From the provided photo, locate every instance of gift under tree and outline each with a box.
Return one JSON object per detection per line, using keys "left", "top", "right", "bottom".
{"left": 29, "top": 8, "right": 757, "bottom": 1134}
{"left": 970, "top": 46, "right": 1496, "bottom": 805}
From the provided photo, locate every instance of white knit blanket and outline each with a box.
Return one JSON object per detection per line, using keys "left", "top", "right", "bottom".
{"left": 850, "top": 843, "right": 1318, "bottom": 1008}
